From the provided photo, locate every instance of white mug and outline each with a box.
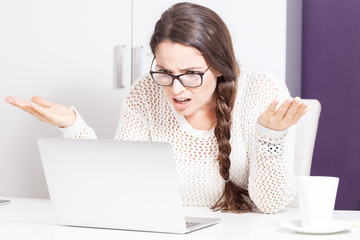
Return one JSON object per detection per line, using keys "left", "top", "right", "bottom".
{"left": 296, "top": 176, "right": 339, "bottom": 229}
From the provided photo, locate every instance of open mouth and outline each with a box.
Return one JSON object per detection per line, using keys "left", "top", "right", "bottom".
{"left": 172, "top": 98, "right": 191, "bottom": 111}
{"left": 174, "top": 98, "right": 191, "bottom": 104}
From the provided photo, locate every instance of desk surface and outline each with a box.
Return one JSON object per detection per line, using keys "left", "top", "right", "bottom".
{"left": 0, "top": 197, "right": 359, "bottom": 240}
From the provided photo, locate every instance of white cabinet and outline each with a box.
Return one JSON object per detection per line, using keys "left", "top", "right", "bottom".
{"left": 0, "top": 0, "right": 301, "bottom": 198}
{"left": 0, "top": 0, "right": 132, "bottom": 198}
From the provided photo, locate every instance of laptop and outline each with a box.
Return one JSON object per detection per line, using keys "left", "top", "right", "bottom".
{"left": 37, "top": 138, "right": 220, "bottom": 234}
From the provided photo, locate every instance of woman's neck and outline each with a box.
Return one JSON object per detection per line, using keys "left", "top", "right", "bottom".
{"left": 185, "top": 108, "right": 217, "bottom": 131}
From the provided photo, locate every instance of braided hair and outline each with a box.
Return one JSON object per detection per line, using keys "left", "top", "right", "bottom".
{"left": 150, "top": 2, "right": 252, "bottom": 213}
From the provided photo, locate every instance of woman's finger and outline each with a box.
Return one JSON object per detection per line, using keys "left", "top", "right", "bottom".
{"left": 31, "top": 96, "right": 53, "bottom": 108}
{"left": 283, "top": 97, "right": 301, "bottom": 122}
{"left": 291, "top": 103, "right": 311, "bottom": 123}
{"left": 274, "top": 97, "right": 293, "bottom": 120}
{"left": 29, "top": 102, "right": 54, "bottom": 121}
{"left": 265, "top": 99, "right": 280, "bottom": 115}
{"left": 19, "top": 102, "right": 46, "bottom": 119}
{"left": 5, "top": 96, "right": 16, "bottom": 104}
{"left": 20, "top": 102, "right": 54, "bottom": 124}
{"left": 25, "top": 108, "right": 50, "bottom": 123}
{"left": 8, "top": 97, "right": 32, "bottom": 109}
{"left": 7, "top": 97, "right": 52, "bottom": 123}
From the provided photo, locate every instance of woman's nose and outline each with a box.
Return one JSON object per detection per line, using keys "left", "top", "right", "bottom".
{"left": 171, "top": 79, "right": 186, "bottom": 95}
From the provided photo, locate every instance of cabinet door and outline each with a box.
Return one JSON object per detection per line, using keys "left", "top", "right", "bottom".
{"left": 132, "top": 0, "right": 300, "bottom": 94}
{"left": 0, "top": 0, "right": 131, "bottom": 198}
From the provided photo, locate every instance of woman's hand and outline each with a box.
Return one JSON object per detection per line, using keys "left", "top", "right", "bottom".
{"left": 5, "top": 96, "right": 76, "bottom": 128}
{"left": 258, "top": 97, "right": 311, "bottom": 131}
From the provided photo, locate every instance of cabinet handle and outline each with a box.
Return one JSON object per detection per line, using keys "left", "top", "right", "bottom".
{"left": 114, "top": 45, "right": 125, "bottom": 89}
{"left": 132, "top": 46, "right": 143, "bottom": 84}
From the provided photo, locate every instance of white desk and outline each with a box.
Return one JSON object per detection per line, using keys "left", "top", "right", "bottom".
{"left": 0, "top": 198, "right": 359, "bottom": 240}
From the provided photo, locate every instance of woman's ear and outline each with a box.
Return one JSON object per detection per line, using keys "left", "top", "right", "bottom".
{"left": 217, "top": 72, "right": 223, "bottom": 77}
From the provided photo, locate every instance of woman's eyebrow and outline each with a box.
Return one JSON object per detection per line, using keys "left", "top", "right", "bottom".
{"left": 155, "top": 64, "right": 168, "bottom": 69}
{"left": 156, "top": 64, "right": 204, "bottom": 72}
{"left": 179, "top": 66, "right": 204, "bottom": 71}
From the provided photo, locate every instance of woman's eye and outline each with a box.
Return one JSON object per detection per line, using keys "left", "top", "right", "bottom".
{"left": 158, "top": 69, "right": 170, "bottom": 74}
{"left": 186, "top": 71, "right": 199, "bottom": 74}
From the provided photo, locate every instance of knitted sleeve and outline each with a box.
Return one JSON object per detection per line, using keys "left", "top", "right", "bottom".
{"left": 57, "top": 107, "right": 97, "bottom": 139}
{"left": 113, "top": 77, "right": 152, "bottom": 141}
{"left": 240, "top": 72, "right": 296, "bottom": 214}
{"left": 58, "top": 76, "right": 153, "bottom": 141}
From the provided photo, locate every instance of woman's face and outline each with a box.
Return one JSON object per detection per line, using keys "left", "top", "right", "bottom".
{"left": 154, "top": 40, "right": 219, "bottom": 119}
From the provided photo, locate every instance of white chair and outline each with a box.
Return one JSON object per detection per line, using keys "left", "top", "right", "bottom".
{"left": 288, "top": 99, "right": 322, "bottom": 207}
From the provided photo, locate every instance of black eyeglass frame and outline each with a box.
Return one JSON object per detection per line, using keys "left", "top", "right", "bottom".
{"left": 149, "top": 57, "right": 211, "bottom": 88}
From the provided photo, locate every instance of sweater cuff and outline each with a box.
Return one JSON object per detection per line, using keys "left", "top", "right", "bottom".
{"left": 57, "top": 107, "right": 88, "bottom": 138}
{"left": 255, "top": 120, "right": 288, "bottom": 139}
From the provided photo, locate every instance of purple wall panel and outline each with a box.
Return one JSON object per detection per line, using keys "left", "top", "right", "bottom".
{"left": 302, "top": 0, "right": 360, "bottom": 210}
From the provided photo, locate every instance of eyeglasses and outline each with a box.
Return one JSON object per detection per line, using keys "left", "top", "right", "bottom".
{"left": 149, "top": 57, "right": 211, "bottom": 87}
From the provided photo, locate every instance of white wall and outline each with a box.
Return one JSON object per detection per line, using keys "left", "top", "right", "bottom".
{"left": 0, "top": 0, "right": 301, "bottom": 198}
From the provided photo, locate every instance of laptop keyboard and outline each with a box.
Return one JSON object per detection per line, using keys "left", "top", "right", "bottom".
{"left": 186, "top": 221, "right": 200, "bottom": 228}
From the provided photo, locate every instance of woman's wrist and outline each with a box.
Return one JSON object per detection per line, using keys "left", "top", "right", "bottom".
{"left": 256, "top": 120, "right": 288, "bottom": 139}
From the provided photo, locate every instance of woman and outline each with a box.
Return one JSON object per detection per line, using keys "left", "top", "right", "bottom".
{"left": 5, "top": 2, "right": 309, "bottom": 214}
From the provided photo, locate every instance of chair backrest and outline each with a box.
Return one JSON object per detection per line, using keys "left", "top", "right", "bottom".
{"left": 293, "top": 99, "right": 321, "bottom": 176}
{"left": 288, "top": 99, "right": 321, "bottom": 207}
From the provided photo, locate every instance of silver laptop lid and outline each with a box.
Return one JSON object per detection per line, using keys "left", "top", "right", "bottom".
{"left": 38, "top": 138, "right": 188, "bottom": 233}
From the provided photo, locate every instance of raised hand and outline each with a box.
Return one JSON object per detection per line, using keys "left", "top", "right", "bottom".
{"left": 5, "top": 96, "right": 76, "bottom": 128}
{"left": 258, "top": 97, "right": 311, "bottom": 131}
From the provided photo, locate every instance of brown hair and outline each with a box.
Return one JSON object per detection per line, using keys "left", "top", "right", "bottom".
{"left": 150, "top": 2, "right": 252, "bottom": 213}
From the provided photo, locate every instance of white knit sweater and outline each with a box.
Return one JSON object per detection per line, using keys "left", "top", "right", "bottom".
{"left": 59, "top": 70, "right": 296, "bottom": 214}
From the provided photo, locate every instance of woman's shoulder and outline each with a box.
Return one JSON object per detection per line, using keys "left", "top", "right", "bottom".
{"left": 131, "top": 74, "right": 159, "bottom": 92}
{"left": 239, "top": 68, "right": 284, "bottom": 88}
{"left": 237, "top": 68, "right": 289, "bottom": 98}
{"left": 127, "top": 74, "right": 162, "bottom": 99}
{"left": 121, "top": 74, "right": 167, "bottom": 113}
